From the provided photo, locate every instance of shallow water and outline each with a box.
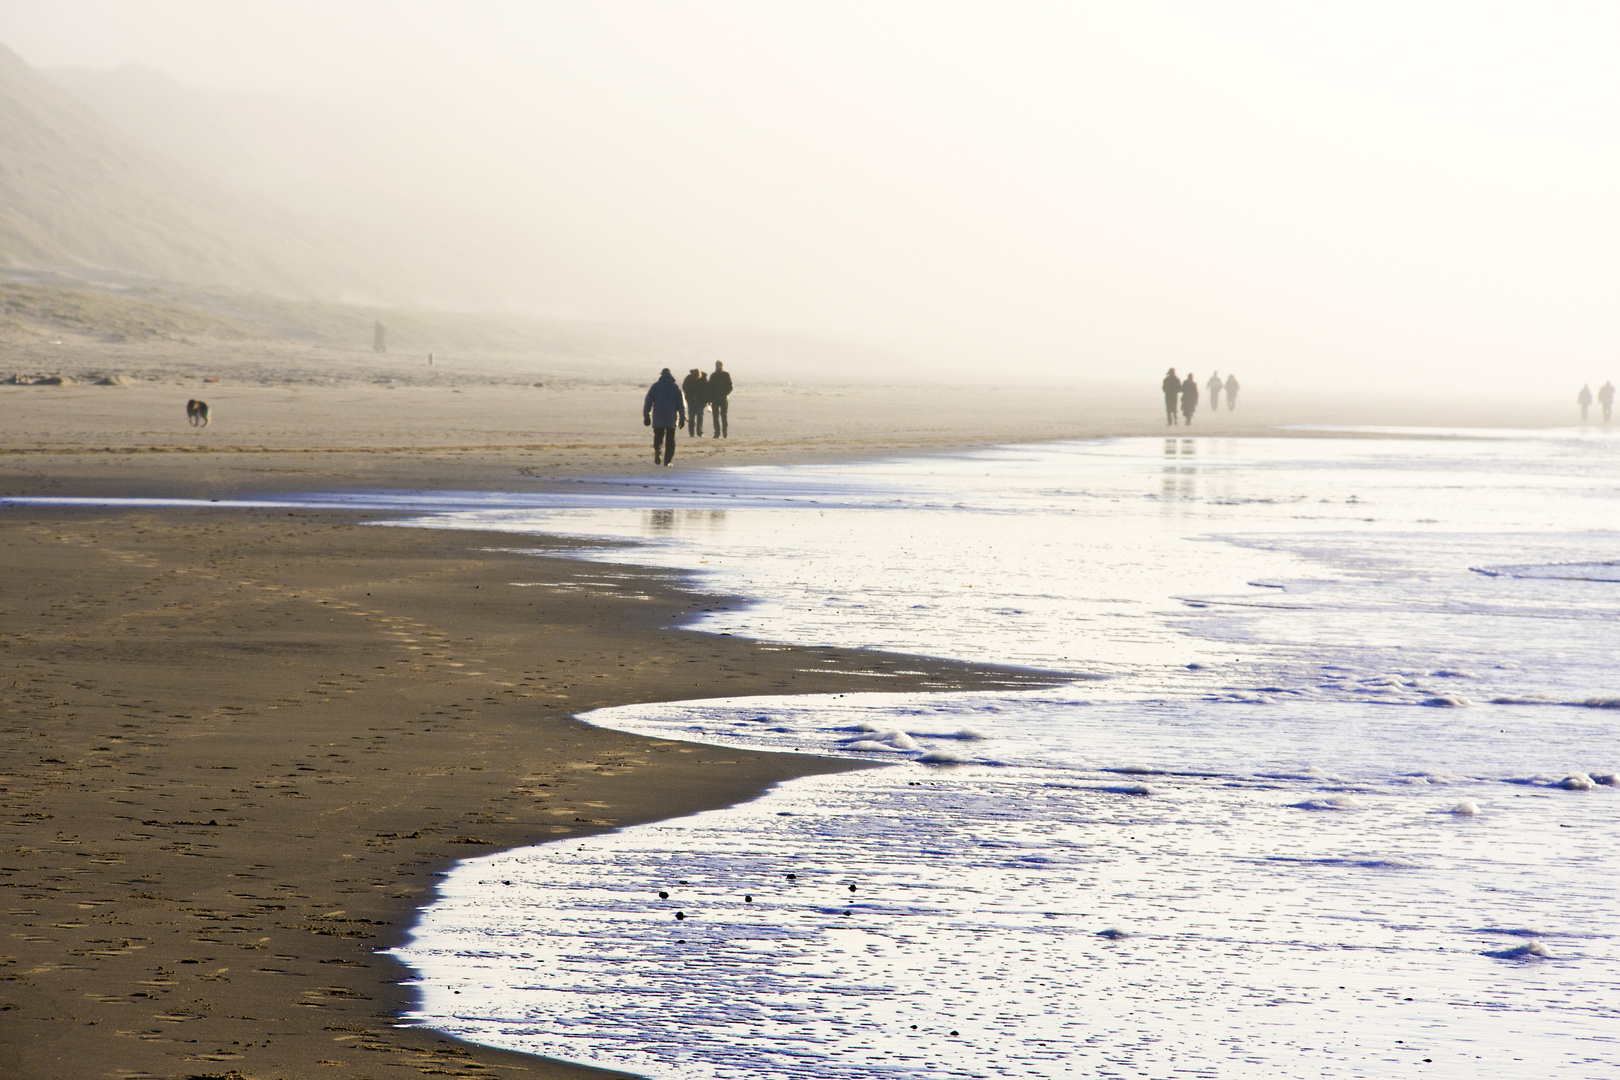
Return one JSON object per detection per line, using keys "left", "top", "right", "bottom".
{"left": 406, "top": 693, "right": 1619, "bottom": 1078}
{"left": 42, "top": 433, "right": 1611, "bottom": 1077}
{"left": 382, "top": 433, "right": 1620, "bottom": 1078}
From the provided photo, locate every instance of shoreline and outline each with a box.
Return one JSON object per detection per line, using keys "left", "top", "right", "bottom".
{"left": 0, "top": 368, "right": 1596, "bottom": 1079}
{"left": 0, "top": 503, "right": 1064, "bottom": 1080}
{"left": 0, "top": 372, "right": 1587, "bottom": 506}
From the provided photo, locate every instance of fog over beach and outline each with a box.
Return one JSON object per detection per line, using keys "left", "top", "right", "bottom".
{"left": 2, "top": 4, "right": 1618, "bottom": 1079}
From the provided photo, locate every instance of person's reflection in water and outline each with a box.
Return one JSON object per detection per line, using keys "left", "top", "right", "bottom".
{"left": 1161, "top": 438, "right": 1197, "bottom": 504}
{"left": 645, "top": 509, "right": 677, "bottom": 532}
{"left": 672, "top": 509, "right": 730, "bottom": 532}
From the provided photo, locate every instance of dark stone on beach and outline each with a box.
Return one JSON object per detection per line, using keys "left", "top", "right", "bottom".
{"left": 744, "top": 895, "right": 752, "bottom": 902}
{"left": 659, "top": 891, "right": 669, "bottom": 899}
{"left": 786, "top": 873, "right": 796, "bottom": 880}
{"left": 1097, "top": 928, "right": 1128, "bottom": 940}
{"left": 951, "top": 1030, "right": 959, "bottom": 1036}
{"left": 675, "top": 911, "right": 686, "bottom": 920}
{"left": 848, "top": 884, "right": 857, "bottom": 892}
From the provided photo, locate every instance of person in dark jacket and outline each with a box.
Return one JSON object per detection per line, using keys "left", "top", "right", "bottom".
{"left": 681, "top": 368, "right": 708, "bottom": 437}
{"left": 708, "top": 361, "right": 733, "bottom": 438}
{"left": 1180, "top": 372, "right": 1200, "bottom": 425}
{"left": 643, "top": 368, "right": 686, "bottom": 466}
{"left": 1162, "top": 368, "right": 1181, "bottom": 425}
{"left": 1224, "top": 373, "right": 1240, "bottom": 411}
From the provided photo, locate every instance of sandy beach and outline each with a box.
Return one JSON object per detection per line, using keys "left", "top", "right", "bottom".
{"left": 0, "top": 352, "right": 1097, "bottom": 1080}
{"left": 0, "top": 342, "right": 1578, "bottom": 1079}
{"left": 2, "top": 9, "right": 1613, "bottom": 1072}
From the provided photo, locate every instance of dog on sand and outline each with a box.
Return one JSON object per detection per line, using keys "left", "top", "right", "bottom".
{"left": 186, "top": 399, "right": 210, "bottom": 427}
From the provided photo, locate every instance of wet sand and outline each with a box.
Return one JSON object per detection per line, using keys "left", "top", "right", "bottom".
{"left": 0, "top": 508, "right": 1058, "bottom": 1080}
{"left": 0, "top": 361, "right": 1567, "bottom": 1079}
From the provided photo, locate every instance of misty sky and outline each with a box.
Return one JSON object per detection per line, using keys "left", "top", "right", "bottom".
{"left": 4, "top": 0, "right": 1619, "bottom": 390}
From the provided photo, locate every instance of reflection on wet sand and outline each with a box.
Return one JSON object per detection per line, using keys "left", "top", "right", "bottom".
{"left": 643, "top": 508, "right": 729, "bottom": 534}
{"left": 1161, "top": 436, "right": 1197, "bottom": 504}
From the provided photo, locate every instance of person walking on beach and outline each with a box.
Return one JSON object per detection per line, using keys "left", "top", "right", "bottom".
{"left": 1578, "top": 384, "right": 1593, "bottom": 423}
{"left": 1225, "top": 372, "right": 1239, "bottom": 411}
{"left": 1207, "top": 371, "right": 1224, "bottom": 412}
{"left": 1162, "top": 368, "right": 1181, "bottom": 425}
{"left": 644, "top": 368, "right": 686, "bottom": 466}
{"left": 1181, "top": 372, "right": 1200, "bottom": 425}
{"left": 682, "top": 368, "right": 708, "bottom": 437}
{"left": 708, "top": 361, "right": 733, "bottom": 438}
{"left": 1600, "top": 381, "right": 1615, "bottom": 424}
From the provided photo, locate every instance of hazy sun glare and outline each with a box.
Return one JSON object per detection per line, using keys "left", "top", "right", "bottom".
{"left": 3, "top": 0, "right": 1618, "bottom": 390}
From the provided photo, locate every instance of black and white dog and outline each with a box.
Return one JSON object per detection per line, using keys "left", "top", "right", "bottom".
{"left": 186, "top": 399, "right": 210, "bottom": 427}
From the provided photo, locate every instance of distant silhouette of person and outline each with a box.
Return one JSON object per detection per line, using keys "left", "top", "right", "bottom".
{"left": 1162, "top": 368, "right": 1181, "bottom": 425}
{"left": 1600, "top": 381, "right": 1615, "bottom": 424}
{"left": 709, "top": 361, "right": 733, "bottom": 438}
{"left": 1181, "top": 372, "right": 1199, "bottom": 425}
{"left": 644, "top": 368, "right": 686, "bottom": 466}
{"left": 682, "top": 368, "right": 708, "bottom": 436}
{"left": 1578, "top": 384, "right": 1593, "bottom": 423}
{"left": 1224, "top": 373, "right": 1239, "bottom": 411}
{"left": 1207, "top": 371, "right": 1224, "bottom": 411}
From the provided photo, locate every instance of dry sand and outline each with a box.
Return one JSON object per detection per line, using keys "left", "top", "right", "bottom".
{"left": 0, "top": 339, "right": 1572, "bottom": 1079}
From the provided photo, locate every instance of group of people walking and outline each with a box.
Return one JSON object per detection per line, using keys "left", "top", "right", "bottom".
{"left": 1162, "top": 369, "right": 1239, "bottom": 425}
{"left": 642, "top": 361, "right": 733, "bottom": 465}
{"left": 1577, "top": 382, "right": 1616, "bottom": 423}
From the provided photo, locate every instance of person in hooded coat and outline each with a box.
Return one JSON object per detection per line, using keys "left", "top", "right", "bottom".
{"left": 1181, "top": 372, "right": 1200, "bottom": 425}
{"left": 1599, "top": 381, "right": 1615, "bottom": 424}
{"left": 644, "top": 368, "right": 687, "bottom": 465}
{"left": 682, "top": 368, "right": 708, "bottom": 437}
{"left": 1162, "top": 368, "right": 1181, "bottom": 425}
{"left": 1224, "top": 373, "right": 1240, "bottom": 411}
{"left": 1207, "top": 371, "right": 1225, "bottom": 412}
{"left": 1578, "top": 384, "right": 1594, "bottom": 423}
